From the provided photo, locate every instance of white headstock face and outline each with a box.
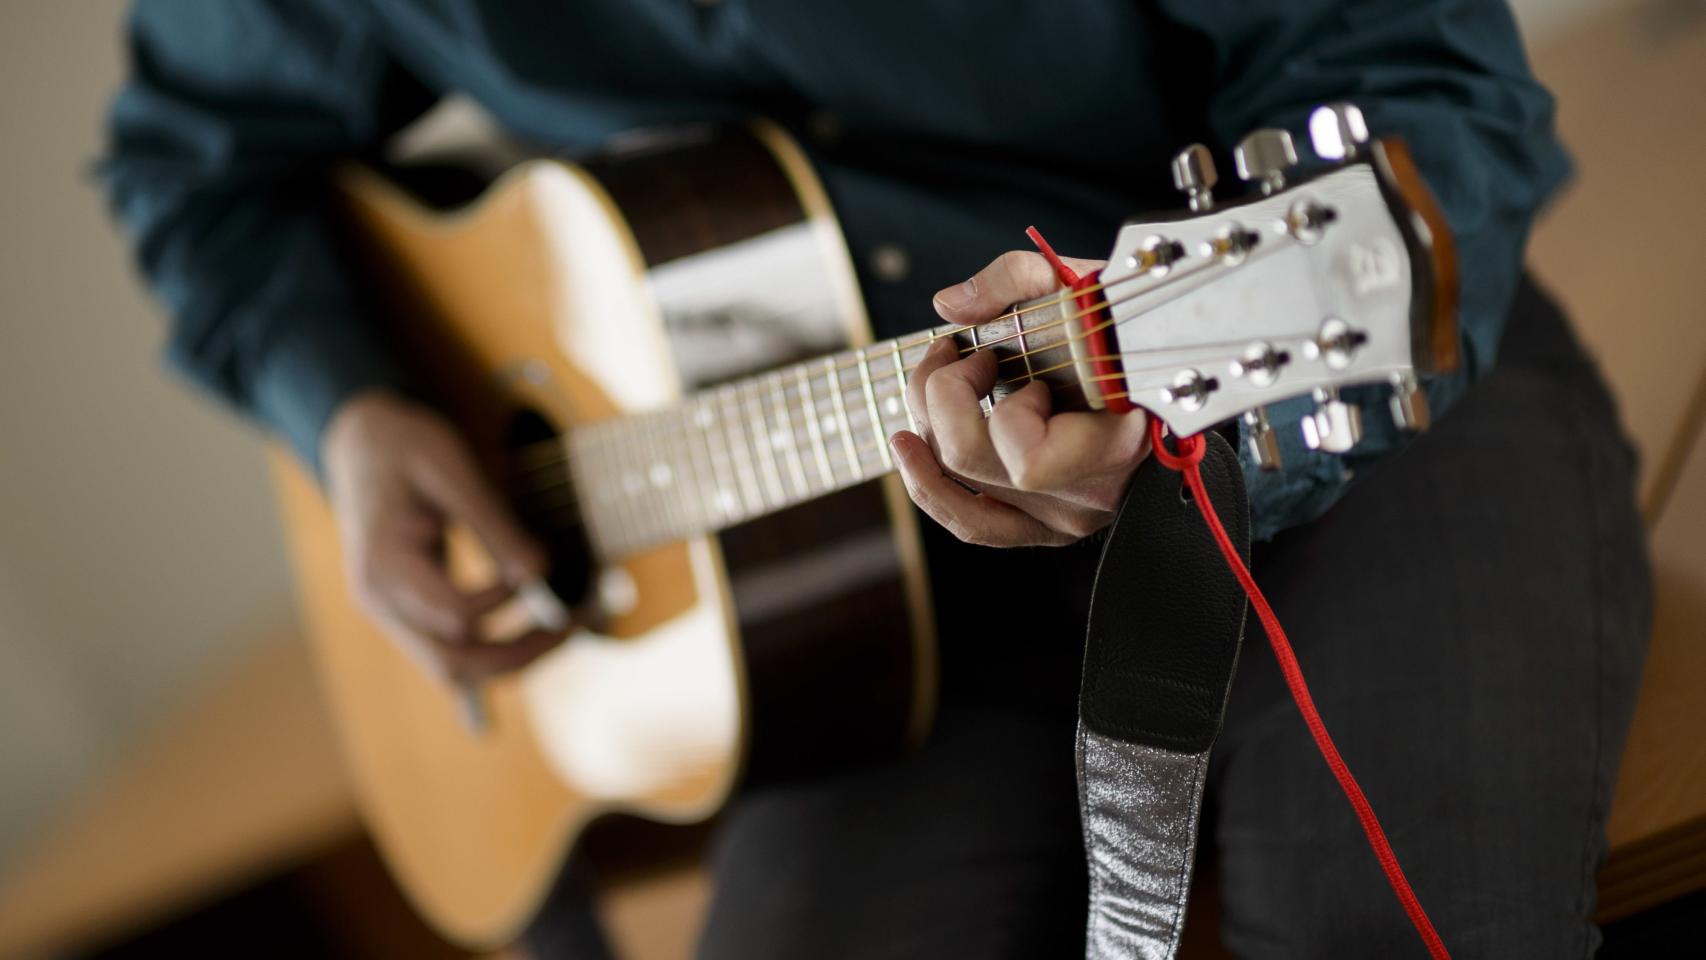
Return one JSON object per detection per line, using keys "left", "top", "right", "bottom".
{"left": 1091, "top": 105, "right": 1457, "bottom": 466}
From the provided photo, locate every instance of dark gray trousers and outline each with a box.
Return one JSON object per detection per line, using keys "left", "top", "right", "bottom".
{"left": 1205, "top": 277, "right": 1650, "bottom": 958}
{"left": 536, "top": 278, "right": 1651, "bottom": 959}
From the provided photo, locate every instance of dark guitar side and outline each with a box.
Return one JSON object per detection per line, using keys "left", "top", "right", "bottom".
{"left": 582, "top": 127, "right": 934, "bottom": 785}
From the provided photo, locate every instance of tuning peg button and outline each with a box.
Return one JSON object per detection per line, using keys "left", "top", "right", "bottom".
{"left": 1243, "top": 408, "right": 1283, "bottom": 471}
{"left": 1171, "top": 144, "right": 1218, "bottom": 212}
{"left": 1389, "top": 373, "right": 1430, "bottom": 431}
{"left": 1309, "top": 103, "right": 1370, "bottom": 161}
{"left": 1161, "top": 369, "right": 1219, "bottom": 411}
{"left": 1301, "top": 387, "right": 1363, "bottom": 453}
{"left": 1230, "top": 342, "right": 1290, "bottom": 387}
{"left": 1234, "top": 129, "right": 1298, "bottom": 195}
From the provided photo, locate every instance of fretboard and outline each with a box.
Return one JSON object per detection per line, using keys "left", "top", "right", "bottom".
{"left": 564, "top": 293, "right": 1092, "bottom": 559}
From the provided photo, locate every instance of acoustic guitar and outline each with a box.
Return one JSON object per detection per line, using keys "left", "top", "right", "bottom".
{"left": 269, "top": 108, "right": 1457, "bottom": 946}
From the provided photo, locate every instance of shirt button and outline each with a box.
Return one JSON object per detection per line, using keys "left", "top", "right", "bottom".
{"left": 870, "top": 244, "right": 911, "bottom": 283}
{"left": 808, "top": 109, "right": 845, "bottom": 146}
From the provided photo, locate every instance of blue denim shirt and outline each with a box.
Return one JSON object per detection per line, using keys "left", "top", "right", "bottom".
{"left": 103, "top": 0, "right": 1568, "bottom": 539}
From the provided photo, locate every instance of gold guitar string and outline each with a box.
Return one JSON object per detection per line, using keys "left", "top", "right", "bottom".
{"left": 515, "top": 251, "right": 1225, "bottom": 473}
{"left": 511, "top": 233, "right": 1312, "bottom": 535}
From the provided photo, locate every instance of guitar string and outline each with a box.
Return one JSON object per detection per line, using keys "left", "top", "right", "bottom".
{"left": 515, "top": 243, "right": 1265, "bottom": 483}
{"left": 510, "top": 239, "right": 1307, "bottom": 539}
{"left": 507, "top": 323, "right": 1301, "bottom": 534}
{"left": 509, "top": 267, "right": 1143, "bottom": 469}
{"left": 518, "top": 322, "right": 1312, "bottom": 480}
{"left": 511, "top": 312, "right": 1286, "bottom": 531}
{"left": 515, "top": 236, "right": 1266, "bottom": 472}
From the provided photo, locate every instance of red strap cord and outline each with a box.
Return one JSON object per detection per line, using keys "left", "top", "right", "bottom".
{"left": 1148, "top": 419, "right": 1451, "bottom": 960}
{"left": 1024, "top": 226, "right": 1445, "bottom": 954}
{"left": 1025, "top": 226, "right": 1136, "bottom": 414}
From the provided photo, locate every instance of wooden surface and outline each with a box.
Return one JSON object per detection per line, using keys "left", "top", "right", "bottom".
{"left": 1597, "top": 426, "right": 1706, "bottom": 918}
{"left": 0, "top": 634, "right": 360, "bottom": 958}
{"left": 1528, "top": 0, "right": 1706, "bottom": 519}
{"left": 1526, "top": 0, "right": 1706, "bottom": 920}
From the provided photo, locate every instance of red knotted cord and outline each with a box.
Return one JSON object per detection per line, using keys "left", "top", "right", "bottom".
{"left": 1147, "top": 418, "right": 1451, "bottom": 960}
{"left": 1023, "top": 224, "right": 1445, "bottom": 954}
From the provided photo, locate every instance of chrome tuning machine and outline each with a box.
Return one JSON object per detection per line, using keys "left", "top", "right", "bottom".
{"left": 1234, "top": 128, "right": 1298, "bottom": 195}
{"left": 1309, "top": 102, "right": 1370, "bottom": 162}
{"left": 1389, "top": 372, "right": 1430, "bottom": 431}
{"left": 1171, "top": 144, "right": 1217, "bottom": 212}
{"left": 1301, "top": 387, "right": 1363, "bottom": 453}
{"left": 1243, "top": 407, "right": 1283, "bottom": 471}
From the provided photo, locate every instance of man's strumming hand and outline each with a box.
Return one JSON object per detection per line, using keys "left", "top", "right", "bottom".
{"left": 321, "top": 390, "right": 565, "bottom": 685}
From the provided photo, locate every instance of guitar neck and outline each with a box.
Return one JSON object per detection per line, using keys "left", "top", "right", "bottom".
{"left": 563, "top": 292, "right": 1095, "bottom": 559}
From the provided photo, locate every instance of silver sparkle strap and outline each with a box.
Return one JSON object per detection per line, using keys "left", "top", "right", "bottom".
{"left": 1078, "top": 727, "right": 1210, "bottom": 959}
{"left": 1074, "top": 435, "right": 1250, "bottom": 960}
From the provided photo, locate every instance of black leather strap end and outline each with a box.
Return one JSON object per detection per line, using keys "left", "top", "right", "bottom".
{"left": 1080, "top": 432, "right": 1251, "bottom": 754}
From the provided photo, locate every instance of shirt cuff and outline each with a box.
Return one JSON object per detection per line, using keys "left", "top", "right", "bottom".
{"left": 249, "top": 313, "right": 411, "bottom": 477}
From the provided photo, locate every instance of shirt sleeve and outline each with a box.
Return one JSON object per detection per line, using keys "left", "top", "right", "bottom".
{"left": 101, "top": 0, "right": 439, "bottom": 474}
{"left": 1154, "top": 0, "right": 1572, "bottom": 539}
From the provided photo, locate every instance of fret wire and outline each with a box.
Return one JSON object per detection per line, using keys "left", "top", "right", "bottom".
{"left": 661, "top": 404, "right": 702, "bottom": 532}
{"left": 797, "top": 371, "right": 860, "bottom": 475}
{"left": 699, "top": 402, "right": 740, "bottom": 528}
{"left": 633, "top": 414, "right": 659, "bottom": 545}
{"left": 1014, "top": 300, "right": 1035, "bottom": 384}
{"left": 688, "top": 400, "right": 730, "bottom": 527}
{"left": 743, "top": 381, "right": 786, "bottom": 507}
{"left": 888, "top": 339, "right": 917, "bottom": 433}
{"left": 824, "top": 356, "right": 863, "bottom": 481}
{"left": 640, "top": 413, "right": 669, "bottom": 546}
{"left": 769, "top": 370, "right": 809, "bottom": 499}
{"left": 608, "top": 421, "right": 644, "bottom": 552}
{"left": 719, "top": 386, "right": 764, "bottom": 517}
{"left": 654, "top": 411, "right": 691, "bottom": 540}
{"left": 797, "top": 364, "right": 835, "bottom": 488}
{"left": 641, "top": 413, "right": 670, "bottom": 542}
{"left": 854, "top": 347, "right": 892, "bottom": 469}
{"left": 592, "top": 423, "right": 623, "bottom": 551}
{"left": 698, "top": 399, "right": 738, "bottom": 525}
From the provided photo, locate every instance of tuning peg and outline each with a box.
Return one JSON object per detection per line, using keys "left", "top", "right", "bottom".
{"left": 1389, "top": 373, "right": 1430, "bottom": 431}
{"left": 1304, "top": 317, "right": 1367, "bottom": 370}
{"left": 1301, "top": 387, "right": 1363, "bottom": 453}
{"left": 1309, "top": 103, "right": 1369, "bottom": 161}
{"left": 1234, "top": 129, "right": 1298, "bottom": 195}
{"left": 1243, "top": 408, "right": 1283, "bottom": 471}
{"left": 1230, "top": 342, "right": 1290, "bottom": 387}
{"left": 1161, "top": 369, "right": 1219, "bottom": 411}
{"left": 1171, "top": 144, "right": 1217, "bottom": 212}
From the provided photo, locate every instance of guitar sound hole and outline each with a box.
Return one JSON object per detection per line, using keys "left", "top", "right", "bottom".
{"left": 505, "top": 407, "right": 595, "bottom": 608}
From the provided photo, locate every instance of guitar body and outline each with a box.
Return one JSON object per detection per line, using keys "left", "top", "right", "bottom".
{"left": 271, "top": 124, "right": 936, "bottom": 946}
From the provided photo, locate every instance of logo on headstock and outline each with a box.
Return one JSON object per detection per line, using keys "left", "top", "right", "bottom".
{"left": 1347, "top": 238, "right": 1401, "bottom": 297}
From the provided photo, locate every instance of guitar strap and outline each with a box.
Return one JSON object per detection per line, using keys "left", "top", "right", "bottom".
{"left": 1076, "top": 430, "right": 1249, "bottom": 959}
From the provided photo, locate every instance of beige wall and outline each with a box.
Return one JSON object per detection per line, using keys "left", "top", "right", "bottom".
{"left": 0, "top": 2, "right": 293, "bottom": 866}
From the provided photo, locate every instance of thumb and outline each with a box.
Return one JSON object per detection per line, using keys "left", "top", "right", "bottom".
{"left": 933, "top": 250, "right": 1103, "bottom": 326}
{"left": 933, "top": 251, "right": 1057, "bottom": 325}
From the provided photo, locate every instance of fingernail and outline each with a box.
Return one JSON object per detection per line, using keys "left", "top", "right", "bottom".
{"left": 933, "top": 279, "right": 976, "bottom": 317}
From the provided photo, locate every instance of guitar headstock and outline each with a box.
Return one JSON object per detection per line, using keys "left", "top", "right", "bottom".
{"left": 1092, "top": 104, "right": 1458, "bottom": 468}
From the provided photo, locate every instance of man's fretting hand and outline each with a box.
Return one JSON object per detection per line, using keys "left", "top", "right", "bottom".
{"left": 321, "top": 390, "right": 565, "bottom": 685}
{"left": 891, "top": 251, "right": 1151, "bottom": 547}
